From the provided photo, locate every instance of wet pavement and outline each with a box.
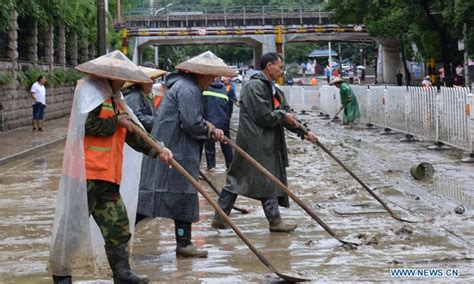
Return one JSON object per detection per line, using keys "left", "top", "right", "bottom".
{"left": 0, "top": 117, "right": 69, "bottom": 165}
{"left": 1, "top": 111, "right": 473, "bottom": 283}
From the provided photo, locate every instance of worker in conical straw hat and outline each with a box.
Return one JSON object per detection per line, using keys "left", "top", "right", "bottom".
{"left": 123, "top": 66, "right": 167, "bottom": 132}
{"left": 47, "top": 50, "right": 172, "bottom": 284}
{"left": 329, "top": 77, "right": 360, "bottom": 126}
{"left": 136, "top": 51, "right": 233, "bottom": 258}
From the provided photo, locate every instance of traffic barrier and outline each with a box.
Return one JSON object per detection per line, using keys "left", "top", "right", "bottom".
{"left": 319, "top": 85, "right": 341, "bottom": 118}
{"left": 405, "top": 86, "right": 438, "bottom": 140}
{"left": 438, "top": 87, "right": 472, "bottom": 151}
{"left": 303, "top": 86, "right": 320, "bottom": 111}
{"left": 351, "top": 85, "right": 370, "bottom": 123}
{"left": 315, "top": 84, "right": 473, "bottom": 156}
{"left": 279, "top": 86, "right": 302, "bottom": 110}
{"left": 367, "top": 86, "right": 386, "bottom": 126}
{"left": 384, "top": 86, "right": 408, "bottom": 133}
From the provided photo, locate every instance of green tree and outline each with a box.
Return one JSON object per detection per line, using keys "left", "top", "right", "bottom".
{"left": 326, "top": 0, "right": 473, "bottom": 86}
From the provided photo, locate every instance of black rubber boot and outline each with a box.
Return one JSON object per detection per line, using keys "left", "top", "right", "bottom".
{"left": 175, "top": 220, "right": 208, "bottom": 258}
{"left": 212, "top": 189, "right": 237, "bottom": 229}
{"left": 262, "top": 197, "right": 297, "bottom": 232}
{"left": 105, "top": 243, "right": 150, "bottom": 284}
{"left": 52, "top": 275, "right": 72, "bottom": 284}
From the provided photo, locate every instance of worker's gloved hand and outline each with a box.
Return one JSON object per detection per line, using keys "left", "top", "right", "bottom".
{"left": 117, "top": 114, "right": 133, "bottom": 132}
{"left": 159, "top": 147, "right": 173, "bottom": 165}
{"left": 304, "top": 131, "right": 318, "bottom": 143}
{"left": 211, "top": 128, "right": 225, "bottom": 143}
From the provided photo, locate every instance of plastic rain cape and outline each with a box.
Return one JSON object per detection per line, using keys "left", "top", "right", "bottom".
{"left": 47, "top": 76, "right": 144, "bottom": 276}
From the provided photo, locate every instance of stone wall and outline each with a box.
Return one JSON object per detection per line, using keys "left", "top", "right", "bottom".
{"left": 0, "top": 80, "right": 75, "bottom": 131}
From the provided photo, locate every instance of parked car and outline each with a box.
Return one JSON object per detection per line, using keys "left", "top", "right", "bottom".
{"left": 230, "top": 65, "right": 239, "bottom": 74}
{"left": 284, "top": 75, "right": 294, "bottom": 86}
{"left": 231, "top": 74, "right": 243, "bottom": 83}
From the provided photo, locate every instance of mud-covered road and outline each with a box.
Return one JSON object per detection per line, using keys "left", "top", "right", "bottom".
{"left": 1, "top": 111, "right": 473, "bottom": 283}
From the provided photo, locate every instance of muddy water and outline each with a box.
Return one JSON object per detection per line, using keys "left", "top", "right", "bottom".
{"left": 1, "top": 112, "right": 473, "bottom": 283}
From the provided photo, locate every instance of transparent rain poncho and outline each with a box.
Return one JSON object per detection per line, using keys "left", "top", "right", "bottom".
{"left": 47, "top": 75, "right": 145, "bottom": 276}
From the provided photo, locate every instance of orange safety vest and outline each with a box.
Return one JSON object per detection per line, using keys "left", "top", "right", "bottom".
{"left": 153, "top": 95, "right": 162, "bottom": 109}
{"left": 83, "top": 99, "right": 127, "bottom": 184}
{"left": 273, "top": 95, "right": 280, "bottom": 109}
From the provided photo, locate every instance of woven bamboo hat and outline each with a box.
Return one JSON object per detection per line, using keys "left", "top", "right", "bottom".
{"left": 75, "top": 50, "right": 152, "bottom": 84}
{"left": 122, "top": 66, "right": 166, "bottom": 90}
{"left": 329, "top": 77, "right": 344, "bottom": 85}
{"left": 176, "top": 51, "right": 235, "bottom": 77}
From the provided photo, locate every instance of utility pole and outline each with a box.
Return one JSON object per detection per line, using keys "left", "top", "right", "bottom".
{"left": 463, "top": 23, "right": 470, "bottom": 90}
{"left": 117, "top": 0, "right": 122, "bottom": 24}
{"left": 97, "top": 0, "right": 107, "bottom": 56}
{"left": 328, "top": 41, "right": 332, "bottom": 70}
{"left": 154, "top": 46, "right": 159, "bottom": 68}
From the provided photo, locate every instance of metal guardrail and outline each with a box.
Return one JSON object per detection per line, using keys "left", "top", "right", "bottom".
{"left": 123, "top": 5, "right": 333, "bottom": 28}
{"left": 278, "top": 86, "right": 320, "bottom": 112}
{"left": 126, "top": 5, "right": 325, "bottom": 16}
{"left": 438, "top": 87, "right": 472, "bottom": 150}
{"left": 317, "top": 85, "right": 474, "bottom": 153}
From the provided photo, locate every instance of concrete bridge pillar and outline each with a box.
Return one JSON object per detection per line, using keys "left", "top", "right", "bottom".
{"left": 376, "top": 40, "right": 403, "bottom": 84}
{"left": 251, "top": 34, "right": 277, "bottom": 69}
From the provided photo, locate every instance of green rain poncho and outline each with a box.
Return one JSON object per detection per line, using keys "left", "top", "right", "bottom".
{"left": 339, "top": 83, "right": 361, "bottom": 124}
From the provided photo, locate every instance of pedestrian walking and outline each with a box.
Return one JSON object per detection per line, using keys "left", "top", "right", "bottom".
{"left": 456, "top": 64, "right": 463, "bottom": 76}
{"left": 211, "top": 52, "right": 317, "bottom": 233}
{"left": 438, "top": 67, "right": 445, "bottom": 86}
{"left": 348, "top": 69, "right": 355, "bottom": 84}
{"left": 47, "top": 51, "right": 173, "bottom": 284}
{"left": 300, "top": 62, "right": 307, "bottom": 78}
{"left": 124, "top": 66, "right": 166, "bottom": 132}
{"left": 31, "top": 75, "right": 47, "bottom": 131}
{"left": 329, "top": 77, "right": 361, "bottom": 127}
{"left": 356, "top": 68, "right": 362, "bottom": 84}
{"left": 396, "top": 71, "right": 403, "bottom": 86}
{"left": 203, "top": 77, "right": 235, "bottom": 170}
{"left": 324, "top": 66, "right": 331, "bottom": 83}
{"left": 137, "top": 51, "right": 232, "bottom": 258}
{"left": 421, "top": 76, "right": 432, "bottom": 87}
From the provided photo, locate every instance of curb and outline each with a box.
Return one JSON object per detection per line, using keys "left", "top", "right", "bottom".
{"left": 0, "top": 136, "right": 67, "bottom": 166}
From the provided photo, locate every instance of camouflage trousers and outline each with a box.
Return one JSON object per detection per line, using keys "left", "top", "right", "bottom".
{"left": 87, "top": 180, "right": 131, "bottom": 245}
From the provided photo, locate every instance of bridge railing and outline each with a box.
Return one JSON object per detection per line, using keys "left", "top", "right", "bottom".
{"left": 317, "top": 85, "right": 474, "bottom": 155}
{"left": 124, "top": 5, "right": 333, "bottom": 27}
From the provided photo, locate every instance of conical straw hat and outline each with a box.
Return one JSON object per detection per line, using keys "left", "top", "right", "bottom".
{"left": 75, "top": 50, "right": 152, "bottom": 84}
{"left": 122, "top": 66, "right": 166, "bottom": 90}
{"left": 176, "top": 51, "right": 235, "bottom": 77}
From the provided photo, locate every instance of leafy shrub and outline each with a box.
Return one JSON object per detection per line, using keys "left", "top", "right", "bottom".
{"left": 17, "top": 68, "right": 44, "bottom": 88}
{"left": 48, "top": 69, "right": 83, "bottom": 87}
{"left": 0, "top": 70, "right": 13, "bottom": 85}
